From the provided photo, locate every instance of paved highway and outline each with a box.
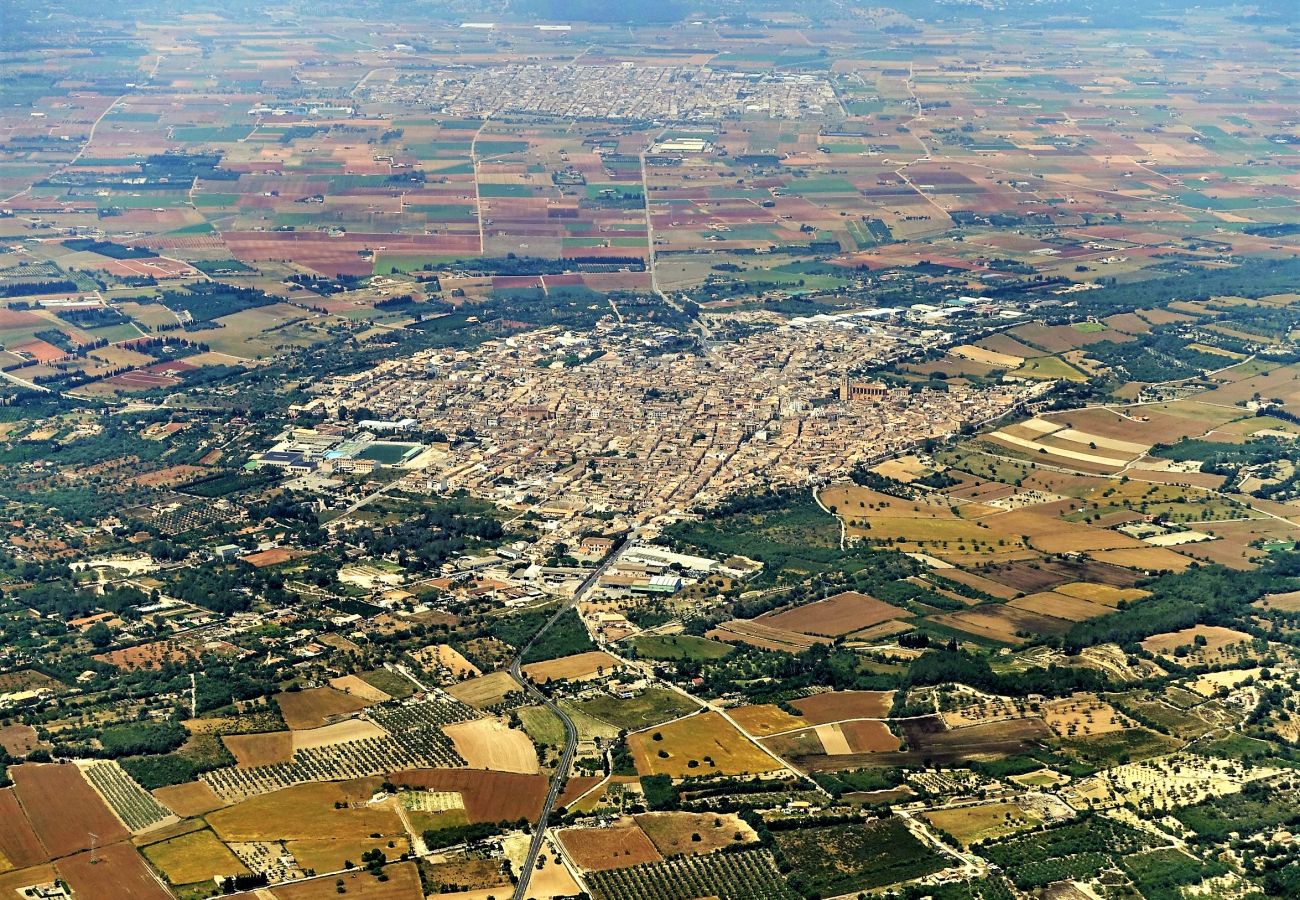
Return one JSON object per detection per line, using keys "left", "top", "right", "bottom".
{"left": 509, "top": 539, "right": 625, "bottom": 900}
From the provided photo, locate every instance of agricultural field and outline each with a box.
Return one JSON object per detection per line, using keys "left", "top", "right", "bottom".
{"left": 9, "top": 764, "right": 129, "bottom": 859}
{"left": 1140, "top": 626, "right": 1265, "bottom": 667}
{"left": 57, "top": 842, "right": 174, "bottom": 900}
{"left": 634, "top": 812, "right": 756, "bottom": 856}
{"left": 388, "top": 769, "right": 549, "bottom": 824}
{"left": 626, "top": 635, "right": 734, "bottom": 661}
{"left": 791, "top": 691, "right": 894, "bottom": 724}
{"left": 441, "top": 717, "right": 539, "bottom": 774}
{"left": 573, "top": 689, "right": 700, "bottom": 732}
{"left": 558, "top": 819, "right": 664, "bottom": 872}
{"left": 269, "top": 862, "right": 424, "bottom": 900}
{"left": 152, "top": 782, "right": 227, "bottom": 819}
{"left": 0, "top": 788, "right": 48, "bottom": 871}
{"left": 1, "top": 5, "right": 1299, "bottom": 900}
{"left": 274, "top": 687, "right": 372, "bottom": 730}
{"left": 627, "top": 712, "right": 784, "bottom": 778}
{"left": 756, "top": 591, "right": 906, "bottom": 638}
{"left": 142, "top": 828, "right": 249, "bottom": 888}
{"left": 584, "top": 848, "right": 797, "bottom": 900}
{"left": 772, "top": 817, "right": 948, "bottom": 895}
{"left": 206, "top": 780, "right": 403, "bottom": 849}
{"left": 1040, "top": 695, "right": 1133, "bottom": 739}
{"left": 922, "top": 802, "right": 1043, "bottom": 847}
{"left": 522, "top": 650, "right": 624, "bottom": 683}
{"left": 80, "top": 760, "right": 174, "bottom": 832}
{"left": 446, "top": 671, "right": 523, "bottom": 709}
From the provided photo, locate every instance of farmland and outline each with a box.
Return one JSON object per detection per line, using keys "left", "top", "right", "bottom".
{"left": 206, "top": 780, "right": 403, "bottom": 845}
{"left": 756, "top": 591, "right": 905, "bottom": 638}
{"left": 269, "top": 862, "right": 425, "bottom": 900}
{"left": 1, "top": 4, "right": 1299, "bottom": 900}
{"left": 626, "top": 635, "right": 733, "bottom": 662}
{"left": 522, "top": 650, "right": 624, "bottom": 683}
{"left": 585, "top": 848, "right": 797, "bottom": 900}
{"left": 446, "top": 671, "right": 523, "bottom": 709}
{"left": 772, "top": 818, "right": 948, "bottom": 895}
{"left": 57, "top": 842, "right": 174, "bottom": 900}
{"left": 0, "top": 789, "right": 47, "bottom": 871}
{"left": 9, "top": 764, "right": 129, "bottom": 859}
{"left": 558, "top": 820, "right": 664, "bottom": 872}
{"left": 441, "top": 718, "right": 539, "bottom": 774}
{"left": 922, "top": 802, "right": 1042, "bottom": 847}
{"left": 274, "top": 687, "right": 371, "bottom": 730}
{"left": 388, "top": 769, "right": 548, "bottom": 824}
{"left": 635, "top": 812, "right": 756, "bottom": 856}
{"left": 627, "top": 712, "right": 783, "bottom": 778}
{"left": 573, "top": 689, "right": 700, "bottom": 732}
{"left": 142, "top": 828, "right": 249, "bottom": 888}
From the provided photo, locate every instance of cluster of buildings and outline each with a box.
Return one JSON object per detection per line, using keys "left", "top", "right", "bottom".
{"left": 364, "top": 66, "right": 841, "bottom": 122}
{"left": 301, "top": 316, "right": 1040, "bottom": 526}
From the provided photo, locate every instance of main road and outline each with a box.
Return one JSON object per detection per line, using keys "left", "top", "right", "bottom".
{"left": 509, "top": 537, "right": 626, "bottom": 900}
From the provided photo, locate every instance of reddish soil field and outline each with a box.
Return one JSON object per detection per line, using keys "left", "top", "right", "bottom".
{"left": 140, "top": 360, "right": 198, "bottom": 376}
{"left": 9, "top": 763, "right": 128, "bottom": 859}
{"left": 557, "top": 776, "right": 603, "bottom": 808}
{"left": 839, "top": 720, "right": 901, "bottom": 753}
{"left": 95, "top": 639, "right": 201, "bottom": 670}
{"left": 0, "top": 724, "right": 41, "bottom": 756}
{"left": 389, "top": 769, "right": 549, "bottom": 823}
{"left": 757, "top": 591, "right": 904, "bottom": 637}
{"left": 541, "top": 273, "right": 585, "bottom": 287}
{"left": 0, "top": 310, "right": 43, "bottom": 328}
{"left": 975, "top": 332, "right": 1042, "bottom": 358}
{"left": 492, "top": 275, "right": 544, "bottom": 290}
{"left": 791, "top": 691, "right": 894, "bottom": 725}
{"left": 10, "top": 339, "right": 66, "bottom": 364}
{"left": 706, "top": 619, "right": 829, "bottom": 653}
{"left": 930, "top": 605, "right": 1073, "bottom": 644}
{"left": 56, "top": 843, "right": 172, "bottom": 900}
{"left": 928, "top": 569, "right": 1020, "bottom": 600}
{"left": 0, "top": 788, "right": 48, "bottom": 868}
{"left": 1009, "top": 591, "right": 1113, "bottom": 622}
{"left": 558, "top": 820, "right": 663, "bottom": 871}
{"left": 239, "top": 547, "right": 303, "bottom": 568}
{"left": 103, "top": 370, "right": 182, "bottom": 391}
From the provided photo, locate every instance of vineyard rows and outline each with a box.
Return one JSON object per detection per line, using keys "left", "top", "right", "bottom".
{"left": 586, "top": 849, "right": 799, "bottom": 900}
{"left": 81, "top": 760, "right": 172, "bottom": 832}
{"left": 204, "top": 730, "right": 464, "bottom": 802}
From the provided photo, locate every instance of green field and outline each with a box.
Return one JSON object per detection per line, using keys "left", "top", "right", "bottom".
{"left": 1012, "top": 355, "right": 1086, "bottom": 382}
{"left": 773, "top": 818, "right": 947, "bottom": 895}
{"left": 517, "top": 705, "right": 566, "bottom": 747}
{"left": 627, "top": 635, "right": 733, "bottom": 661}
{"left": 357, "top": 442, "right": 420, "bottom": 464}
{"left": 572, "top": 688, "right": 699, "bottom": 731}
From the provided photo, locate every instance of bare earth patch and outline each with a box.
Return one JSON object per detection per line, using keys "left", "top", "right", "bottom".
{"left": 442, "top": 717, "right": 539, "bottom": 774}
